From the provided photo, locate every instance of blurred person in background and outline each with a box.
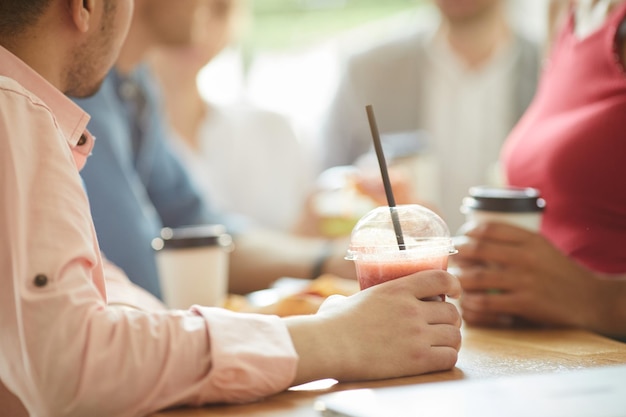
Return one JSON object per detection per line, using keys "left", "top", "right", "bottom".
{"left": 455, "top": 0, "right": 626, "bottom": 341}
{"left": 319, "top": 0, "right": 541, "bottom": 232}
{"left": 149, "top": 0, "right": 313, "bottom": 233}
{"left": 73, "top": 0, "right": 357, "bottom": 299}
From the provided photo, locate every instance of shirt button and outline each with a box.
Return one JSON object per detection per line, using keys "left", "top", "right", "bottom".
{"left": 77, "top": 134, "right": 87, "bottom": 146}
{"left": 33, "top": 274, "right": 48, "bottom": 287}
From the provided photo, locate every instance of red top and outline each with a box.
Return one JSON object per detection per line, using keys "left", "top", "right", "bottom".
{"left": 502, "top": 2, "right": 626, "bottom": 274}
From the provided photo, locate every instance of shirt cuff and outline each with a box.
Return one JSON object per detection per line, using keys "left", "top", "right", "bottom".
{"left": 191, "top": 306, "right": 298, "bottom": 404}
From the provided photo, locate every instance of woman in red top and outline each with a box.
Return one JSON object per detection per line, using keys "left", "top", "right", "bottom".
{"left": 455, "top": 0, "right": 626, "bottom": 340}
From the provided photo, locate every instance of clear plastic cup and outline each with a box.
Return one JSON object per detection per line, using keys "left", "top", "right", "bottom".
{"left": 346, "top": 204, "right": 456, "bottom": 291}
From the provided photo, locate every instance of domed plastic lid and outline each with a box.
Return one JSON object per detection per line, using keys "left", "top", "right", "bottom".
{"left": 346, "top": 204, "right": 456, "bottom": 261}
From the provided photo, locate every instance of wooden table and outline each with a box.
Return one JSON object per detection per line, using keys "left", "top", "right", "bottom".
{"left": 150, "top": 326, "right": 626, "bottom": 417}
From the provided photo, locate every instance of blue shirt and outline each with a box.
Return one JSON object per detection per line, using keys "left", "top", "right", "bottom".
{"left": 73, "top": 66, "right": 240, "bottom": 298}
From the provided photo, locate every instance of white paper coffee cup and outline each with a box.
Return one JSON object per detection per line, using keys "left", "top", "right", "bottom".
{"left": 152, "top": 225, "right": 233, "bottom": 309}
{"left": 460, "top": 186, "right": 546, "bottom": 232}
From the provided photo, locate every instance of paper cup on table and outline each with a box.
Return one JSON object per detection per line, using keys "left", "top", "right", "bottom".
{"left": 345, "top": 204, "right": 456, "bottom": 291}
{"left": 152, "top": 225, "right": 233, "bottom": 309}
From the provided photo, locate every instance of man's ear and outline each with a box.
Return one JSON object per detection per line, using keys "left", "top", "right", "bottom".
{"left": 68, "top": 0, "right": 96, "bottom": 33}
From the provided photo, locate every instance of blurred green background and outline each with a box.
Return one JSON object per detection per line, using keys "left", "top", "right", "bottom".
{"left": 246, "top": 0, "right": 423, "bottom": 50}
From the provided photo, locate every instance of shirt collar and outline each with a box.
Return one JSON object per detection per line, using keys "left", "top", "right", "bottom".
{"left": 0, "top": 45, "right": 92, "bottom": 151}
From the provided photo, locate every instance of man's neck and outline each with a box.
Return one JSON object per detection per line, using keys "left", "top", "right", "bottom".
{"left": 1, "top": 35, "right": 66, "bottom": 91}
{"left": 438, "top": 8, "right": 511, "bottom": 69}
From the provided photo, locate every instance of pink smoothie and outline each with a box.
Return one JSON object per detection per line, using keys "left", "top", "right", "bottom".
{"left": 355, "top": 255, "right": 449, "bottom": 290}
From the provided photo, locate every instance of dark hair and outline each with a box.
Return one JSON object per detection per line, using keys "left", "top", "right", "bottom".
{"left": 0, "top": 0, "right": 53, "bottom": 38}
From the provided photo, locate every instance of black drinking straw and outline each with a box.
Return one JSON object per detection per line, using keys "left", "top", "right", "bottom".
{"left": 366, "top": 105, "right": 406, "bottom": 250}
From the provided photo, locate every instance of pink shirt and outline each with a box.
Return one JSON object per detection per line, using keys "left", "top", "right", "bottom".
{"left": 0, "top": 45, "right": 297, "bottom": 417}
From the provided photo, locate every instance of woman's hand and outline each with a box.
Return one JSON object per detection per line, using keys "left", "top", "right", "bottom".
{"left": 455, "top": 222, "right": 606, "bottom": 330}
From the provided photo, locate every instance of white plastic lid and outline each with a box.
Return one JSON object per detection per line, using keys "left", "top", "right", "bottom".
{"left": 346, "top": 204, "right": 456, "bottom": 261}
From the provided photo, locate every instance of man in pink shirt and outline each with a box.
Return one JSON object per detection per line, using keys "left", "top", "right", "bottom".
{"left": 0, "top": 1, "right": 462, "bottom": 416}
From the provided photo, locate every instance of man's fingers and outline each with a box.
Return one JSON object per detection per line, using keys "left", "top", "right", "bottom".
{"left": 429, "top": 324, "right": 462, "bottom": 350}
{"left": 424, "top": 301, "right": 461, "bottom": 326}
{"left": 411, "top": 270, "right": 462, "bottom": 300}
{"left": 418, "top": 346, "right": 459, "bottom": 373}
